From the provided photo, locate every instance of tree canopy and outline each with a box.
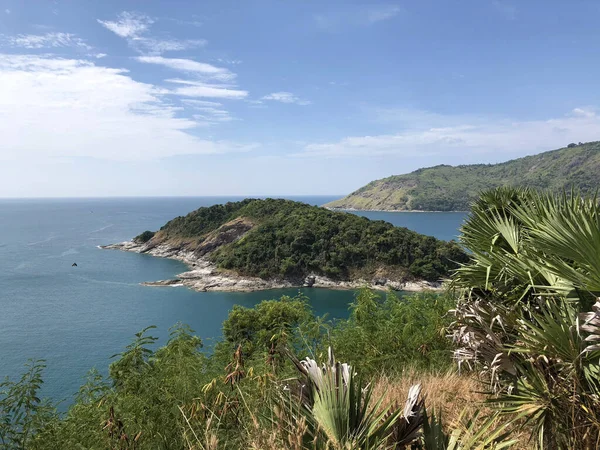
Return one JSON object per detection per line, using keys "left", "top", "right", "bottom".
{"left": 146, "top": 198, "right": 467, "bottom": 282}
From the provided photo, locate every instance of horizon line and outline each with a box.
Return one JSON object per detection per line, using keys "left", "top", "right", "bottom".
{"left": 0, "top": 194, "right": 345, "bottom": 200}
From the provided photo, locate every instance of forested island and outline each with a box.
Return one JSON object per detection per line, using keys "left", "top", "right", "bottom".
{"left": 326, "top": 141, "right": 600, "bottom": 211}
{"left": 103, "top": 199, "right": 466, "bottom": 292}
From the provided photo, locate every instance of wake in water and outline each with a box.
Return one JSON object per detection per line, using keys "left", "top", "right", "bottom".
{"left": 47, "top": 248, "right": 80, "bottom": 259}
{"left": 27, "top": 235, "right": 57, "bottom": 246}
{"left": 89, "top": 224, "right": 114, "bottom": 234}
{"left": 68, "top": 273, "right": 138, "bottom": 287}
{"left": 14, "top": 261, "right": 32, "bottom": 270}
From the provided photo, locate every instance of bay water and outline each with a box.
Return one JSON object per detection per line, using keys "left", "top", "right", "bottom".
{"left": 0, "top": 196, "right": 466, "bottom": 404}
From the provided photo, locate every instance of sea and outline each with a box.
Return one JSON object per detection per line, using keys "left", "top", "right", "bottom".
{"left": 0, "top": 196, "right": 466, "bottom": 406}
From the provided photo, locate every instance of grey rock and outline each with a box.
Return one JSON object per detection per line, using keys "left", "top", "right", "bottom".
{"left": 101, "top": 240, "right": 443, "bottom": 293}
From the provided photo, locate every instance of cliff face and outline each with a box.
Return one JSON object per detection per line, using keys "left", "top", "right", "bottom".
{"left": 325, "top": 142, "right": 600, "bottom": 211}
{"left": 146, "top": 217, "right": 255, "bottom": 257}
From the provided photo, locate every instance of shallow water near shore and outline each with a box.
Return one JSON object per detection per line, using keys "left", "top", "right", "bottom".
{"left": 0, "top": 196, "right": 466, "bottom": 404}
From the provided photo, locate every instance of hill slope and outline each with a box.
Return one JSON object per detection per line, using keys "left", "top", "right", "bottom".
{"left": 115, "top": 199, "right": 466, "bottom": 290}
{"left": 325, "top": 141, "right": 600, "bottom": 211}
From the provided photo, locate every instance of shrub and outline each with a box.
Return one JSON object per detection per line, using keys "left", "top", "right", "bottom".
{"left": 450, "top": 187, "right": 600, "bottom": 447}
{"left": 134, "top": 230, "right": 155, "bottom": 243}
{"left": 331, "top": 289, "right": 455, "bottom": 376}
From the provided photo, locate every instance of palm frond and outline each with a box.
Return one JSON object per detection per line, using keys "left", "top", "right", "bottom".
{"left": 280, "top": 347, "right": 424, "bottom": 449}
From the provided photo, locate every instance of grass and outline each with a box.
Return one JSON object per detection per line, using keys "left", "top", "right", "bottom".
{"left": 371, "top": 371, "right": 532, "bottom": 449}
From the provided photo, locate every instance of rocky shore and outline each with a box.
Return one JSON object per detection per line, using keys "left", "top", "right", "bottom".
{"left": 100, "top": 240, "right": 442, "bottom": 293}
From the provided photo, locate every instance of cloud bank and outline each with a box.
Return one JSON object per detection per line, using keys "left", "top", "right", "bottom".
{"left": 300, "top": 108, "right": 600, "bottom": 158}
{"left": 0, "top": 54, "right": 256, "bottom": 161}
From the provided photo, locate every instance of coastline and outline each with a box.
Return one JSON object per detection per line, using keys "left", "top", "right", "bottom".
{"left": 100, "top": 240, "right": 443, "bottom": 293}
{"left": 325, "top": 207, "right": 469, "bottom": 213}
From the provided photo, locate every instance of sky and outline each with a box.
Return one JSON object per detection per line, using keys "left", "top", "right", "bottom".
{"left": 1, "top": 0, "right": 600, "bottom": 197}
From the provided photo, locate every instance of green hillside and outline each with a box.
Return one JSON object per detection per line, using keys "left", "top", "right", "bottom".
{"left": 325, "top": 141, "right": 600, "bottom": 211}
{"left": 139, "top": 198, "right": 466, "bottom": 282}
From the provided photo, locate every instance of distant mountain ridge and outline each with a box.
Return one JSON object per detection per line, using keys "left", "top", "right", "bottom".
{"left": 325, "top": 141, "right": 600, "bottom": 211}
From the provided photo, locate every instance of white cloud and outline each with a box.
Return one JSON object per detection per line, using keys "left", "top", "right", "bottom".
{"left": 98, "top": 11, "right": 206, "bottom": 55}
{"left": 315, "top": 4, "right": 401, "bottom": 31}
{"left": 154, "top": 59, "right": 248, "bottom": 99}
{"left": 0, "top": 54, "right": 257, "bottom": 161}
{"left": 261, "top": 91, "right": 311, "bottom": 105}
{"left": 131, "top": 37, "right": 206, "bottom": 54}
{"left": 170, "top": 82, "right": 248, "bottom": 99}
{"left": 182, "top": 99, "right": 223, "bottom": 107}
{"left": 193, "top": 108, "right": 233, "bottom": 123}
{"left": 570, "top": 107, "right": 596, "bottom": 118}
{"left": 137, "top": 56, "right": 235, "bottom": 81}
{"left": 217, "top": 58, "right": 242, "bottom": 65}
{"left": 94, "top": 53, "right": 107, "bottom": 59}
{"left": 5, "top": 9, "right": 10, "bottom": 14}
{"left": 1, "top": 32, "right": 92, "bottom": 50}
{"left": 98, "top": 11, "right": 153, "bottom": 38}
{"left": 299, "top": 108, "right": 600, "bottom": 158}
{"left": 181, "top": 99, "right": 233, "bottom": 123}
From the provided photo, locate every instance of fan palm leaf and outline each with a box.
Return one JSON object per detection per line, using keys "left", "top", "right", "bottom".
{"left": 450, "top": 187, "right": 600, "bottom": 447}
{"left": 281, "top": 348, "right": 423, "bottom": 449}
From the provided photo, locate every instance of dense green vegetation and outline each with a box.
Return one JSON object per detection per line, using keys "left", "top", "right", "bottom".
{"left": 329, "top": 289, "right": 454, "bottom": 375}
{"left": 326, "top": 141, "right": 600, "bottom": 211}
{"left": 134, "top": 230, "right": 155, "bottom": 243}
{"left": 147, "top": 198, "right": 467, "bottom": 281}
{"left": 157, "top": 199, "right": 255, "bottom": 239}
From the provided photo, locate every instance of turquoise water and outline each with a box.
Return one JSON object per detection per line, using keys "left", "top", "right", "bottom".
{"left": 0, "top": 196, "right": 466, "bottom": 403}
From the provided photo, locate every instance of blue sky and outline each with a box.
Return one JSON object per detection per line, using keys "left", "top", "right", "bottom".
{"left": 1, "top": 0, "right": 599, "bottom": 197}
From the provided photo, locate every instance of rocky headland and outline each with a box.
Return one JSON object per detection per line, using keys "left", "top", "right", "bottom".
{"left": 101, "top": 239, "right": 442, "bottom": 293}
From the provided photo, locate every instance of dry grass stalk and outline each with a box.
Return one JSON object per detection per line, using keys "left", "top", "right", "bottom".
{"left": 372, "top": 370, "right": 533, "bottom": 449}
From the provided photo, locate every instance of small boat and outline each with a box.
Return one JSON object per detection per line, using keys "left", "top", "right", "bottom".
{"left": 72, "top": 262, "right": 78, "bottom": 267}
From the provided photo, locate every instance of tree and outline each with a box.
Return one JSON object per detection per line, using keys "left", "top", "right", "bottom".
{"left": 0, "top": 360, "right": 56, "bottom": 449}
{"left": 221, "top": 294, "right": 314, "bottom": 364}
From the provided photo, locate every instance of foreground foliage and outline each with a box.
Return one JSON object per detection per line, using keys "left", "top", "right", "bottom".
{"left": 280, "top": 349, "right": 423, "bottom": 449}
{"left": 450, "top": 187, "right": 600, "bottom": 448}
{"left": 0, "top": 291, "right": 463, "bottom": 449}
{"left": 330, "top": 289, "right": 455, "bottom": 375}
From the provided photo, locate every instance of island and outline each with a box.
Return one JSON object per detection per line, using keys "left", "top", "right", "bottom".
{"left": 102, "top": 199, "right": 467, "bottom": 292}
{"left": 325, "top": 141, "right": 600, "bottom": 212}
